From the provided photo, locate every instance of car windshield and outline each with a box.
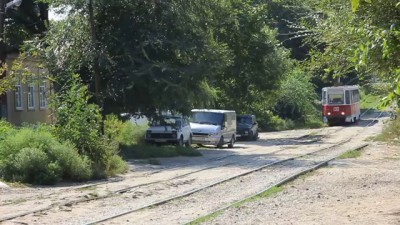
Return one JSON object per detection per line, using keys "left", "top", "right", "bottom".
{"left": 151, "top": 116, "right": 181, "bottom": 127}
{"left": 237, "top": 116, "right": 252, "bottom": 124}
{"left": 191, "top": 112, "right": 223, "bottom": 125}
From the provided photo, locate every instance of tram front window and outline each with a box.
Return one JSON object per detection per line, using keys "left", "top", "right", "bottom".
{"left": 328, "top": 93, "right": 344, "bottom": 104}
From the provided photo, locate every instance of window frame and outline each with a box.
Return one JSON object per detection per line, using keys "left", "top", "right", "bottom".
{"left": 39, "top": 80, "right": 46, "bottom": 110}
{"left": 15, "top": 81, "right": 23, "bottom": 111}
{"left": 27, "top": 80, "right": 35, "bottom": 110}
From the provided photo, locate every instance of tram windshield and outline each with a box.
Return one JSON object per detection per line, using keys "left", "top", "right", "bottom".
{"left": 328, "top": 93, "right": 344, "bottom": 104}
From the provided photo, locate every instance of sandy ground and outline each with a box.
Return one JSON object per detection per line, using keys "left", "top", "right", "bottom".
{"left": 206, "top": 142, "right": 400, "bottom": 225}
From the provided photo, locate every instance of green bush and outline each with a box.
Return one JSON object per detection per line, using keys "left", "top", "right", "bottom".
{"left": 1, "top": 147, "right": 61, "bottom": 185}
{"left": 0, "top": 128, "right": 93, "bottom": 184}
{"left": 105, "top": 155, "right": 129, "bottom": 177}
{"left": 0, "top": 120, "right": 14, "bottom": 140}
{"left": 49, "top": 142, "right": 92, "bottom": 181}
{"left": 52, "top": 75, "right": 128, "bottom": 177}
{"left": 104, "top": 114, "right": 147, "bottom": 146}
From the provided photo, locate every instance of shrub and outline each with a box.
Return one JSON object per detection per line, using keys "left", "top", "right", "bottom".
{"left": 0, "top": 128, "right": 93, "bottom": 184}
{"left": 52, "top": 75, "right": 128, "bottom": 177}
{"left": 105, "top": 155, "right": 129, "bottom": 177}
{"left": 48, "top": 142, "right": 92, "bottom": 181}
{"left": 104, "top": 114, "right": 147, "bottom": 146}
{"left": 1, "top": 147, "right": 62, "bottom": 185}
{"left": 0, "top": 120, "right": 14, "bottom": 140}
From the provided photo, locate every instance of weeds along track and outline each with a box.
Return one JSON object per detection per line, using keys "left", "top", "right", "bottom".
{"left": 0, "top": 110, "right": 382, "bottom": 224}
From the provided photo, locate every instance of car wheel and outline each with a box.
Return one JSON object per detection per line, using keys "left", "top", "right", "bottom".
{"left": 185, "top": 135, "right": 192, "bottom": 147}
{"left": 228, "top": 135, "right": 235, "bottom": 148}
{"left": 248, "top": 131, "right": 254, "bottom": 141}
{"left": 216, "top": 136, "right": 224, "bottom": 148}
{"left": 177, "top": 136, "right": 184, "bottom": 147}
{"left": 253, "top": 131, "right": 258, "bottom": 141}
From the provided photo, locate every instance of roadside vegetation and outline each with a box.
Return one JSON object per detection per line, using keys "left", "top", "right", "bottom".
{"left": 337, "top": 149, "right": 363, "bottom": 159}
{"left": 188, "top": 186, "right": 283, "bottom": 225}
{"left": 375, "top": 111, "right": 400, "bottom": 144}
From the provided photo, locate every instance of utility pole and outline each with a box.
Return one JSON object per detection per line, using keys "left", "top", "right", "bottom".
{"left": 87, "top": 0, "right": 101, "bottom": 106}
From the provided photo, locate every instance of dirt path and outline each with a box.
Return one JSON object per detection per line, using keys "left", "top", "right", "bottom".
{"left": 205, "top": 142, "right": 400, "bottom": 225}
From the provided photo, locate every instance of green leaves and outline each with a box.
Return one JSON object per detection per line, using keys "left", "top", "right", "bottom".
{"left": 351, "top": 0, "right": 360, "bottom": 12}
{"left": 351, "top": 0, "right": 372, "bottom": 12}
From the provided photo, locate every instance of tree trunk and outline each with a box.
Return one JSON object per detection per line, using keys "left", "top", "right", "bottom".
{"left": 88, "top": 0, "right": 101, "bottom": 106}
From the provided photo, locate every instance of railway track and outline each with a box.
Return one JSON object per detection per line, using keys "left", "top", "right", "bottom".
{"left": 0, "top": 110, "right": 383, "bottom": 224}
{"left": 0, "top": 134, "right": 334, "bottom": 223}
{"left": 82, "top": 111, "right": 384, "bottom": 225}
{"left": 0, "top": 126, "right": 339, "bottom": 211}
{"left": 82, "top": 138, "right": 359, "bottom": 224}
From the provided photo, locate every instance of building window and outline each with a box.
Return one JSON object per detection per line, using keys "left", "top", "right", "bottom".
{"left": 15, "top": 82, "right": 23, "bottom": 110}
{"left": 28, "top": 81, "right": 35, "bottom": 110}
{"left": 39, "top": 80, "right": 46, "bottom": 109}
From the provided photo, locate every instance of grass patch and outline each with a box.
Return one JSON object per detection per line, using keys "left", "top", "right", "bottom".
{"left": 232, "top": 186, "right": 283, "bottom": 208}
{"left": 337, "top": 149, "right": 363, "bottom": 159}
{"left": 187, "top": 211, "right": 223, "bottom": 225}
{"left": 375, "top": 111, "right": 400, "bottom": 144}
{"left": 120, "top": 145, "right": 202, "bottom": 159}
{"left": 187, "top": 186, "right": 282, "bottom": 225}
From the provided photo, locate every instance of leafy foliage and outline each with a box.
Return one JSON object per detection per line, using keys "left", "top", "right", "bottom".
{"left": 274, "top": 67, "right": 319, "bottom": 122}
{"left": 0, "top": 128, "right": 92, "bottom": 184}
{"left": 52, "top": 74, "right": 127, "bottom": 177}
{"left": 104, "top": 115, "right": 147, "bottom": 146}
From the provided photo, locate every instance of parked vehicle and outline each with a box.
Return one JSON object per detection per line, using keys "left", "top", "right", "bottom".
{"left": 321, "top": 85, "right": 361, "bottom": 126}
{"left": 236, "top": 114, "right": 258, "bottom": 140}
{"left": 145, "top": 115, "right": 192, "bottom": 147}
{"left": 190, "top": 109, "right": 236, "bottom": 148}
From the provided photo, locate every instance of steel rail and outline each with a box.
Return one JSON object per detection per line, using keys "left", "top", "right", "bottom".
{"left": 0, "top": 110, "right": 382, "bottom": 223}
{"left": 85, "top": 110, "right": 384, "bottom": 225}
{"left": 84, "top": 137, "right": 356, "bottom": 225}
{"left": 184, "top": 144, "right": 369, "bottom": 225}
{"left": 184, "top": 109, "right": 385, "bottom": 224}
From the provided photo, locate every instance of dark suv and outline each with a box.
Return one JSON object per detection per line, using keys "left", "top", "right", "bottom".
{"left": 236, "top": 115, "right": 258, "bottom": 140}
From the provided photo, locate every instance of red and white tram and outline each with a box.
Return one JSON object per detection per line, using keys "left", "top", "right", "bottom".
{"left": 321, "top": 86, "right": 361, "bottom": 126}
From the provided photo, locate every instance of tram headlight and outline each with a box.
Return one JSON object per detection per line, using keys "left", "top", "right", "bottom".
{"left": 341, "top": 112, "right": 345, "bottom": 115}
{"left": 327, "top": 112, "right": 331, "bottom": 116}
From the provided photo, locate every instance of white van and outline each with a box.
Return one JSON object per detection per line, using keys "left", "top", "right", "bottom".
{"left": 190, "top": 109, "right": 236, "bottom": 148}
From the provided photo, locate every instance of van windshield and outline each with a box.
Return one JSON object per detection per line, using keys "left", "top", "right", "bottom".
{"left": 191, "top": 112, "right": 223, "bottom": 125}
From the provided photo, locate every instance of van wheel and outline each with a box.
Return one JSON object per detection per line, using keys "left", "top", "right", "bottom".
{"left": 185, "top": 135, "right": 192, "bottom": 147}
{"left": 228, "top": 135, "right": 235, "bottom": 148}
{"left": 216, "top": 136, "right": 224, "bottom": 148}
